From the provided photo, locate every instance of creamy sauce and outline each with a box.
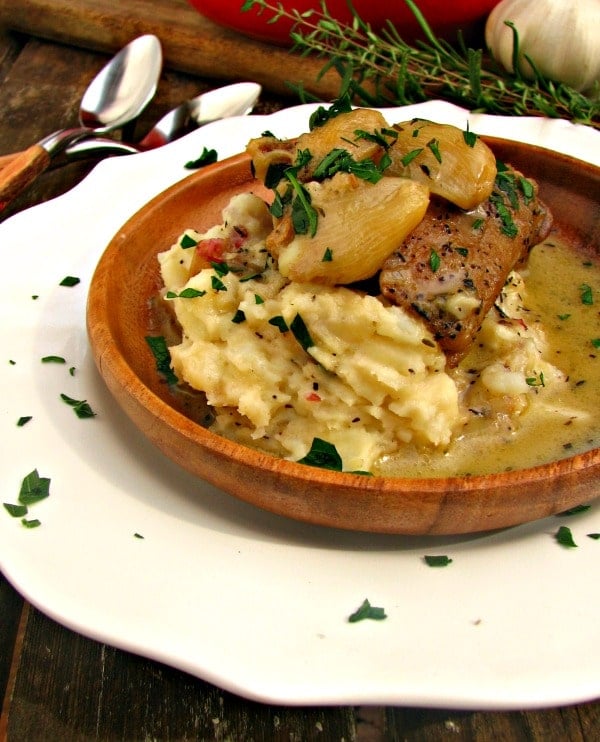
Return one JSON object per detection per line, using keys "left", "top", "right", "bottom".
{"left": 377, "top": 230, "right": 600, "bottom": 477}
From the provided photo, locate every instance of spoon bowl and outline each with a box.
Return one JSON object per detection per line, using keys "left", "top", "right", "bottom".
{"left": 0, "top": 35, "right": 162, "bottom": 209}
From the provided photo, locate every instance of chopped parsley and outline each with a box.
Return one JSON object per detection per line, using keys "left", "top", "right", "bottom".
{"left": 525, "top": 371, "right": 545, "bottom": 388}
{"left": 429, "top": 249, "right": 441, "bottom": 273}
{"left": 580, "top": 284, "right": 594, "bottom": 305}
{"left": 322, "top": 247, "right": 333, "bottom": 262}
{"left": 4, "top": 503, "right": 28, "bottom": 518}
{"left": 165, "top": 287, "right": 206, "bottom": 299}
{"left": 308, "top": 93, "right": 353, "bottom": 130}
{"left": 211, "top": 275, "right": 227, "bottom": 292}
{"left": 16, "top": 416, "right": 32, "bottom": 427}
{"left": 254, "top": 294, "right": 264, "bottom": 305}
{"left": 19, "top": 468, "right": 50, "bottom": 506}
{"left": 41, "top": 355, "right": 66, "bottom": 364}
{"left": 463, "top": 125, "right": 477, "bottom": 147}
{"left": 184, "top": 147, "right": 218, "bottom": 170}
{"left": 400, "top": 148, "right": 423, "bottom": 166}
{"left": 427, "top": 138, "right": 442, "bottom": 163}
{"left": 145, "top": 335, "right": 178, "bottom": 385}
{"left": 588, "top": 533, "right": 600, "bottom": 540}
{"left": 268, "top": 315, "right": 289, "bottom": 333}
{"left": 555, "top": 525, "right": 577, "bottom": 548}
{"left": 297, "top": 437, "right": 343, "bottom": 471}
{"left": 231, "top": 309, "right": 246, "bottom": 324}
{"left": 348, "top": 598, "right": 387, "bottom": 623}
{"left": 180, "top": 234, "right": 198, "bottom": 249}
{"left": 290, "top": 313, "right": 314, "bottom": 351}
{"left": 60, "top": 393, "right": 96, "bottom": 419}
{"left": 424, "top": 555, "right": 453, "bottom": 567}
{"left": 59, "top": 276, "right": 80, "bottom": 287}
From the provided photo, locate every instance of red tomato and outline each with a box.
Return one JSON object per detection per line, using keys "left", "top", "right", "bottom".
{"left": 188, "top": 0, "right": 501, "bottom": 45}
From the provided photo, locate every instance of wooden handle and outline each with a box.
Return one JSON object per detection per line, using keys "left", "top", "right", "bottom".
{"left": 0, "top": 144, "right": 51, "bottom": 209}
{"left": 0, "top": 151, "right": 19, "bottom": 170}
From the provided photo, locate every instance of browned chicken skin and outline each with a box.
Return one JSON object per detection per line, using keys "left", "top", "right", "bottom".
{"left": 379, "top": 164, "right": 553, "bottom": 366}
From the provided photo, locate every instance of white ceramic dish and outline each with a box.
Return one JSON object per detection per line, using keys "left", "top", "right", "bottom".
{"left": 1, "top": 102, "right": 599, "bottom": 709}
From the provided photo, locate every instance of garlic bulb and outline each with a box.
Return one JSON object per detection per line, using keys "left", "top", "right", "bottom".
{"left": 485, "top": 0, "right": 600, "bottom": 92}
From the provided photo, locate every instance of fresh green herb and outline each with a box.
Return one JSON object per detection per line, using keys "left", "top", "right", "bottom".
{"left": 4, "top": 503, "right": 28, "bottom": 517}
{"left": 353, "top": 127, "right": 398, "bottom": 149}
{"left": 555, "top": 525, "right": 578, "bottom": 547}
{"left": 287, "top": 170, "right": 319, "bottom": 236}
{"left": 134, "top": 532, "right": 145, "bottom": 539}
{"left": 592, "top": 338, "right": 600, "bottom": 349}
{"left": 518, "top": 176, "right": 534, "bottom": 203}
{"left": 268, "top": 315, "right": 289, "bottom": 333}
{"left": 32, "top": 295, "right": 39, "bottom": 300}
{"left": 463, "top": 125, "right": 477, "bottom": 147}
{"left": 19, "top": 469, "right": 50, "bottom": 506}
{"left": 41, "top": 355, "right": 66, "bottom": 364}
{"left": 290, "top": 313, "right": 315, "bottom": 351}
{"left": 16, "top": 416, "right": 32, "bottom": 427}
{"left": 211, "top": 275, "right": 227, "bottom": 292}
{"left": 59, "top": 276, "right": 80, "bottom": 287}
{"left": 184, "top": 147, "right": 218, "bottom": 169}
{"left": 264, "top": 161, "right": 290, "bottom": 189}
{"left": 297, "top": 437, "right": 342, "bottom": 471}
{"left": 312, "top": 147, "right": 387, "bottom": 184}
{"left": 60, "top": 393, "right": 96, "bottom": 419}
{"left": 424, "top": 555, "right": 453, "bottom": 567}
{"left": 348, "top": 598, "right": 387, "bottom": 623}
{"left": 427, "top": 138, "right": 442, "bottom": 163}
{"left": 69, "top": 367, "right": 76, "bottom": 377}
{"left": 145, "top": 336, "right": 178, "bottom": 385}
{"left": 490, "top": 192, "right": 518, "bottom": 238}
{"left": 254, "top": 294, "right": 264, "bottom": 305}
{"left": 322, "top": 247, "right": 333, "bottom": 262}
{"left": 525, "top": 371, "right": 545, "bottom": 388}
{"left": 429, "top": 249, "right": 441, "bottom": 273}
{"left": 400, "top": 148, "right": 423, "bottom": 166}
{"left": 9, "top": 360, "right": 16, "bottom": 365}
{"left": 588, "top": 533, "right": 600, "bottom": 540}
{"left": 580, "top": 284, "right": 594, "bottom": 305}
{"left": 559, "top": 504, "right": 591, "bottom": 516}
{"left": 180, "top": 234, "right": 198, "bottom": 249}
{"left": 231, "top": 309, "right": 246, "bottom": 324}
{"left": 241, "top": 1, "right": 599, "bottom": 128}
{"left": 308, "top": 92, "right": 353, "bottom": 130}
{"left": 166, "top": 287, "right": 206, "bottom": 299}
{"left": 558, "top": 313, "right": 571, "bottom": 321}
{"left": 21, "top": 518, "right": 42, "bottom": 529}
{"left": 211, "top": 261, "right": 230, "bottom": 277}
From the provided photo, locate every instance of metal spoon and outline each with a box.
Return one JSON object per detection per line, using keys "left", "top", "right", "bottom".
{"left": 0, "top": 35, "right": 162, "bottom": 210}
{"left": 0, "top": 82, "right": 262, "bottom": 167}
{"left": 68, "top": 81, "right": 262, "bottom": 158}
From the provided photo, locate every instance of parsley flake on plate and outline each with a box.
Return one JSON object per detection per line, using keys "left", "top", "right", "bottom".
{"left": 424, "top": 555, "right": 453, "bottom": 567}
{"left": 348, "top": 598, "right": 387, "bottom": 623}
{"left": 555, "top": 525, "right": 578, "bottom": 548}
{"left": 60, "top": 393, "right": 96, "bottom": 419}
{"left": 59, "top": 275, "right": 80, "bottom": 287}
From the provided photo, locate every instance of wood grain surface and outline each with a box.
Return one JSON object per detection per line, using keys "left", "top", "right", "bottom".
{"left": 0, "top": 0, "right": 342, "bottom": 99}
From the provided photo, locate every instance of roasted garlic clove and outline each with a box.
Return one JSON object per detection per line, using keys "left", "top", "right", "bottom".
{"left": 386, "top": 120, "right": 497, "bottom": 210}
{"left": 246, "top": 134, "right": 296, "bottom": 184}
{"left": 294, "top": 108, "right": 390, "bottom": 181}
{"left": 270, "top": 172, "right": 429, "bottom": 285}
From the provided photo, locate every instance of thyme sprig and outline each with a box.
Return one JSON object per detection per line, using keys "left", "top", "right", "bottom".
{"left": 242, "top": 0, "right": 599, "bottom": 129}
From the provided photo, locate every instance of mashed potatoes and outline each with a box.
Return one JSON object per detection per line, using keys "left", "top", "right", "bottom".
{"left": 157, "top": 193, "right": 579, "bottom": 474}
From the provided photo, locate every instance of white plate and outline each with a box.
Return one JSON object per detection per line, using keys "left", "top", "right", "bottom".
{"left": 1, "top": 102, "right": 599, "bottom": 709}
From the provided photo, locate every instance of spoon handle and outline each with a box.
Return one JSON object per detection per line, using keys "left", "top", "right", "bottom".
{"left": 0, "top": 152, "right": 18, "bottom": 169}
{"left": 0, "top": 145, "right": 51, "bottom": 210}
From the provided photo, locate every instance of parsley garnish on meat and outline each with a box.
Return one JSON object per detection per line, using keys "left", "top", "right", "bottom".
{"left": 348, "top": 598, "right": 387, "bottom": 623}
{"left": 308, "top": 93, "right": 353, "bottom": 130}
{"left": 580, "top": 284, "right": 594, "bottom": 305}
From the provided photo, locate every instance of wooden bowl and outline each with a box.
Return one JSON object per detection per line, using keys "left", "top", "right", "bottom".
{"left": 87, "top": 141, "right": 600, "bottom": 535}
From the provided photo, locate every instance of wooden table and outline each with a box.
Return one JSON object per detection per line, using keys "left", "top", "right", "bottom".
{"left": 0, "top": 21, "right": 598, "bottom": 742}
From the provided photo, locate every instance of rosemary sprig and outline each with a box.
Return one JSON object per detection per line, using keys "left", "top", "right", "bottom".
{"left": 242, "top": 0, "right": 599, "bottom": 128}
